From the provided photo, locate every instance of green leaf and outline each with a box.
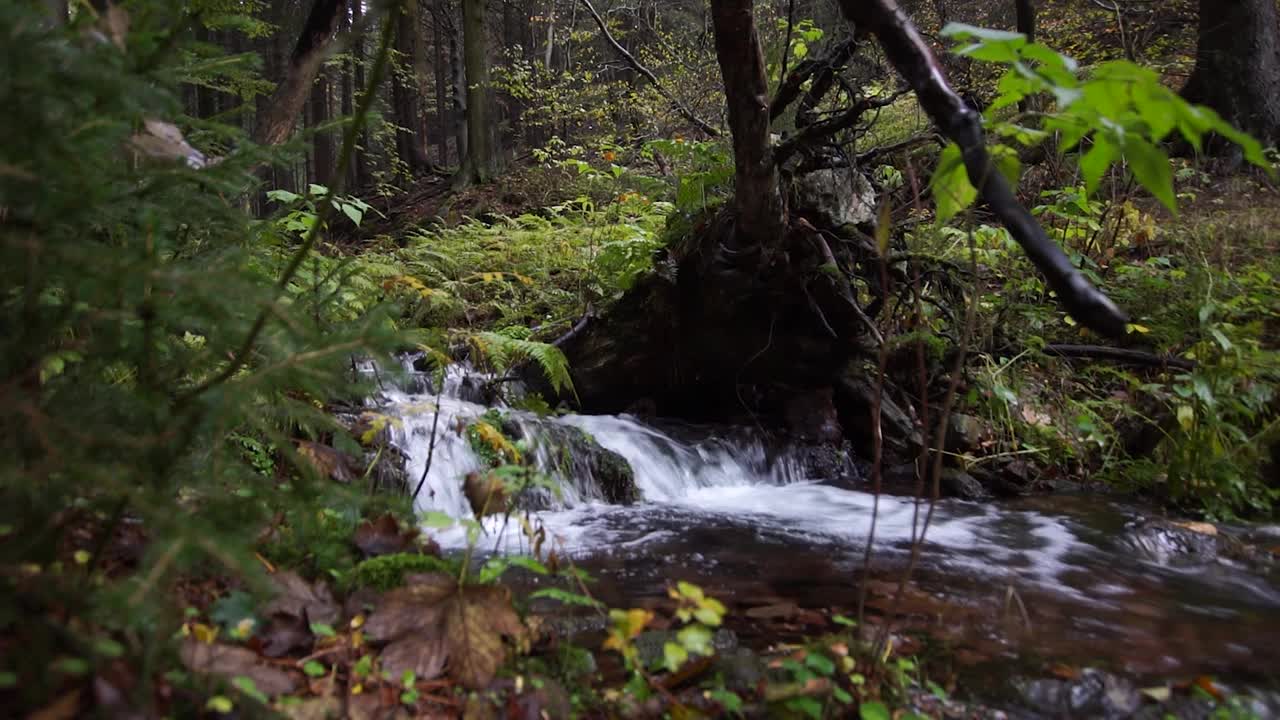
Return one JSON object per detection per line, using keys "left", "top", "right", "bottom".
{"left": 303, "top": 661, "right": 326, "bottom": 678}
{"left": 931, "top": 143, "right": 978, "bottom": 223}
{"left": 341, "top": 203, "right": 364, "bottom": 226}
{"left": 662, "top": 641, "right": 688, "bottom": 672}
{"left": 420, "top": 511, "right": 456, "bottom": 529}
{"left": 676, "top": 624, "right": 713, "bottom": 656}
{"left": 231, "top": 676, "right": 268, "bottom": 704}
{"left": 860, "top": 701, "right": 892, "bottom": 720}
{"left": 1122, "top": 137, "right": 1176, "bottom": 212}
{"left": 528, "top": 587, "right": 604, "bottom": 608}
{"left": 804, "top": 652, "right": 835, "bottom": 675}
{"left": 206, "top": 696, "right": 234, "bottom": 713}
{"left": 1080, "top": 136, "right": 1118, "bottom": 196}
{"left": 942, "top": 22, "right": 1026, "bottom": 42}
{"left": 0, "top": 672, "right": 16, "bottom": 688}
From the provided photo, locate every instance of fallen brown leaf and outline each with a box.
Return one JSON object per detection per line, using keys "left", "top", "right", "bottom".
{"left": 262, "top": 570, "right": 340, "bottom": 627}
{"left": 27, "top": 689, "right": 81, "bottom": 720}
{"left": 179, "top": 640, "right": 298, "bottom": 697}
{"left": 260, "top": 614, "right": 312, "bottom": 658}
{"left": 744, "top": 602, "right": 799, "bottom": 620}
{"left": 296, "top": 441, "right": 358, "bottom": 484}
{"left": 379, "top": 629, "right": 448, "bottom": 680}
{"left": 1171, "top": 521, "right": 1218, "bottom": 537}
{"left": 354, "top": 514, "right": 420, "bottom": 558}
{"left": 463, "top": 472, "right": 509, "bottom": 518}
{"left": 364, "top": 574, "right": 456, "bottom": 642}
{"left": 445, "top": 585, "right": 524, "bottom": 690}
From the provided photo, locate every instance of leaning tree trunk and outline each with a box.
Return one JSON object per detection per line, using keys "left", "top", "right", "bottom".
{"left": 1182, "top": 0, "right": 1280, "bottom": 144}
{"left": 255, "top": 0, "right": 348, "bottom": 147}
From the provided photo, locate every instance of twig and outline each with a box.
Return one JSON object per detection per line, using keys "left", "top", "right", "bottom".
{"left": 411, "top": 366, "right": 447, "bottom": 503}
{"left": 1043, "top": 344, "right": 1195, "bottom": 371}
{"left": 577, "top": 0, "right": 720, "bottom": 137}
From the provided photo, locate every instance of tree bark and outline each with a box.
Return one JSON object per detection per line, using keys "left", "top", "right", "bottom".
{"left": 709, "top": 0, "right": 785, "bottom": 246}
{"left": 1183, "top": 0, "right": 1280, "bottom": 144}
{"left": 432, "top": 3, "right": 451, "bottom": 165}
{"left": 456, "top": 0, "right": 494, "bottom": 185}
{"left": 254, "top": 0, "right": 349, "bottom": 147}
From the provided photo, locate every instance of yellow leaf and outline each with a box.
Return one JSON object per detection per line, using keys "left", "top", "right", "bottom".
{"left": 875, "top": 198, "right": 892, "bottom": 257}
{"left": 73, "top": 550, "right": 91, "bottom": 565}
{"left": 1126, "top": 323, "right": 1151, "bottom": 334}
{"left": 1176, "top": 404, "right": 1195, "bottom": 430}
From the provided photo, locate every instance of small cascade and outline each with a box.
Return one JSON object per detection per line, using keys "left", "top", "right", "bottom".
{"left": 370, "top": 357, "right": 806, "bottom": 521}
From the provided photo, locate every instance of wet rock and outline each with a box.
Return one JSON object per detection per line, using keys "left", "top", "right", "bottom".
{"left": 940, "top": 468, "right": 991, "bottom": 501}
{"left": 1015, "top": 668, "right": 1142, "bottom": 719}
{"left": 1121, "top": 519, "right": 1223, "bottom": 566}
{"left": 715, "top": 647, "right": 765, "bottom": 693}
{"left": 795, "top": 442, "right": 859, "bottom": 483}
{"left": 835, "top": 376, "right": 922, "bottom": 456}
{"left": 783, "top": 386, "right": 844, "bottom": 445}
{"left": 946, "top": 413, "right": 990, "bottom": 452}
{"left": 503, "top": 421, "right": 639, "bottom": 504}
{"left": 790, "top": 165, "right": 876, "bottom": 229}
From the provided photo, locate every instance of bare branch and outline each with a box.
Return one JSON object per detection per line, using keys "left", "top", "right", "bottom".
{"left": 578, "top": 0, "right": 720, "bottom": 137}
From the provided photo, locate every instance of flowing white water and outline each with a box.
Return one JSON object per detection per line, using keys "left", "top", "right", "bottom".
{"left": 371, "top": 360, "right": 1280, "bottom": 612}
{"left": 371, "top": 362, "right": 1095, "bottom": 595}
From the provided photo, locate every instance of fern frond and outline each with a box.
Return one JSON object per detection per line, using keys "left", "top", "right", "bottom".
{"left": 469, "top": 331, "right": 575, "bottom": 396}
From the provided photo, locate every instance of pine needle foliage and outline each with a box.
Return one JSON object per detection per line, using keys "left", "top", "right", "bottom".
{"left": 0, "top": 3, "right": 402, "bottom": 711}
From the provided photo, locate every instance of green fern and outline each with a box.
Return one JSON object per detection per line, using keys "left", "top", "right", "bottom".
{"left": 469, "top": 331, "right": 575, "bottom": 396}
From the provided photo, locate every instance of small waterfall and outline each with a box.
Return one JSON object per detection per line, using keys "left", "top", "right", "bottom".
{"left": 372, "top": 358, "right": 805, "bottom": 521}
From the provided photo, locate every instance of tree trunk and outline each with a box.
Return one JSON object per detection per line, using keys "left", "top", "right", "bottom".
{"left": 449, "top": 10, "right": 468, "bottom": 164}
{"left": 391, "top": 1, "right": 427, "bottom": 177}
{"left": 254, "top": 0, "right": 349, "bottom": 147}
{"left": 409, "top": 0, "right": 439, "bottom": 170}
{"left": 432, "top": 2, "right": 451, "bottom": 165}
{"left": 1183, "top": 0, "right": 1280, "bottom": 144}
{"left": 709, "top": 0, "right": 785, "bottom": 246}
{"left": 456, "top": 0, "right": 494, "bottom": 185}
{"left": 311, "top": 66, "right": 334, "bottom": 187}
{"left": 351, "top": 1, "right": 370, "bottom": 189}
{"left": 1015, "top": 0, "right": 1036, "bottom": 113}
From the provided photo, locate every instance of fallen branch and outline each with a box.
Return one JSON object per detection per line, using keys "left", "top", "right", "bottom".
{"left": 578, "top": 0, "right": 720, "bottom": 137}
{"left": 1043, "top": 344, "right": 1196, "bottom": 371}
{"left": 836, "top": 0, "right": 1130, "bottom": 338}
{"left": 856, "top": 132, "right": 940, "bottom": 165}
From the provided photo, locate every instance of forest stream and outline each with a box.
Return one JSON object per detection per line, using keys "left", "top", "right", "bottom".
{"left": 373, "top": 360, "right": 1280, "bottom": 716}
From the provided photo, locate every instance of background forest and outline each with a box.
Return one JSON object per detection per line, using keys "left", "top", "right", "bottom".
{"left": 2, "top": 0, "right": 1279, "bottom": 718}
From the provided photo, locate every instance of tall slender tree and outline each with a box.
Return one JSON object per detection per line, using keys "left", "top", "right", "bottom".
{"left": 456, "top": 0, "right": 495, "bottom": 185}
